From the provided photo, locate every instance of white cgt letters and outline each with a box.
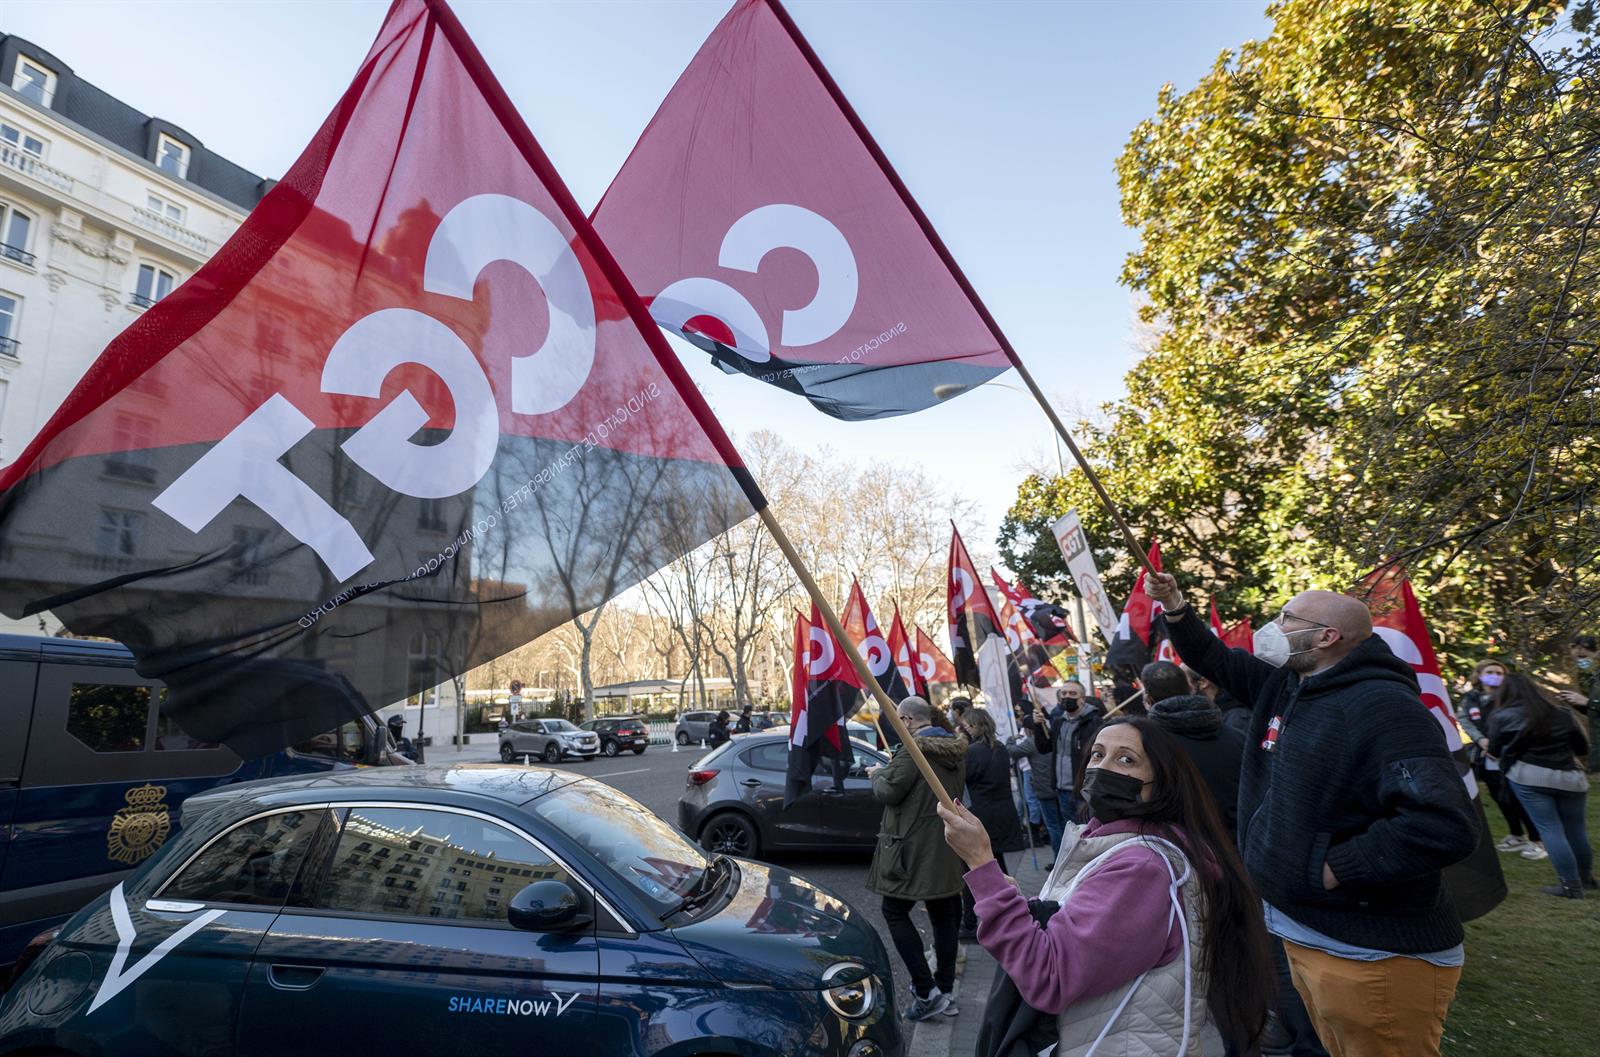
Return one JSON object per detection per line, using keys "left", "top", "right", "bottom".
{"left": 155, "top": 194, "right": 595, "bottom": 582}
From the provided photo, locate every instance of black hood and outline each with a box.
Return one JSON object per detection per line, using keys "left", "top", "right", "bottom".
{"left": 1299, "top": 632, "right": 1419, "bottom": 697}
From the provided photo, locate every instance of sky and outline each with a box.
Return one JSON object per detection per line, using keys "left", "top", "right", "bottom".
{"left": 3, "top": 0, "right": 1271, "bottom": 550}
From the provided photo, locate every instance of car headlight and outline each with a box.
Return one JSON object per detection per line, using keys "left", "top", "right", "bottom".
{"left": 821, "top": 962, "right": 876, "bottom": 1020}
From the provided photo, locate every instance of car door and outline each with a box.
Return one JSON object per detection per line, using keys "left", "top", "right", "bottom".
{"left": 67, "top": 806, "right": 336, "bottom": 1056}
{"left": 237, "top": 803, "right": 600, "bottom": 1057}
{"left": 739, "top": 741, "right": 821, "bottom": 848}
{"left": 814, "top": 748, "right": 888, "bottom": 847}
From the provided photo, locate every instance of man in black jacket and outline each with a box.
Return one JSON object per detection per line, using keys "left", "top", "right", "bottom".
{"left": 1035, "top": 681, "right": 1102, "bottom": 825}
{"left": 1143, "top": 660, "right": 1245, "bottom": 837}
{"left": 1149, "top": 572, "right": 1477, "bottom": 1057}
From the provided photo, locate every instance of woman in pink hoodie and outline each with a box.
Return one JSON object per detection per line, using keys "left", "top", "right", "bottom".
{"left": 939, "top": 717, "right": 1274, "bottom": 1056}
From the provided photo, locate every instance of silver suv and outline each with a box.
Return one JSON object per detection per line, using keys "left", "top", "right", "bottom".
{"left": 498, "top": 717, "right": 599, "bottom": 763}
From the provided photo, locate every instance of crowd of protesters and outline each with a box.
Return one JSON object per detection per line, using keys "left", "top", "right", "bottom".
{"left": 854, "top": 568, "right": 1594, "bottom": 1056}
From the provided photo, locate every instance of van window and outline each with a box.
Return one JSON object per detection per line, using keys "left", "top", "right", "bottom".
{"left": 66, "top": 683, "right": 153, "bottom": 753}
{"left": 291, "top": 721, "right": 366, "bottom": 761}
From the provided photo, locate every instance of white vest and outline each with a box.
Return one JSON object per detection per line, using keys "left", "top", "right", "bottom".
{"left": 1038, "top": 825, "right": 1209, "bottom": 1057}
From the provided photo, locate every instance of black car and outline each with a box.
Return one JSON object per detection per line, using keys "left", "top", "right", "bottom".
{"left": 0, "top": 766, "right": 904, "bottom": 1057}
{"left": 579, "top": 716, "right": 650, "bottom": 757}
{"left": 677, "top": 732, "right": 888, "bottom": 858}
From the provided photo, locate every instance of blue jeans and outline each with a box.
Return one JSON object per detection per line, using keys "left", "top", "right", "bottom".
{"left": 1057, "top": 790, "right": 1083, "bottom": 828}
{"left": 1022, "top": 781, "right": 1043, "bottom": 825}
{"left": 1035, "top": 791, "right": 1064, "bottom": 851}
{"left": 1509, "top": 780, "right": 1593, "bottom": 884}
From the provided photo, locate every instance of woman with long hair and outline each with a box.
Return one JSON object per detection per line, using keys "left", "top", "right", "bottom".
{"left": 957, "top": 707, "right": 1025, "bottom": 939}
{"left": 1487, "top": 672, "right": 1593, "bottom": 898}
{"left": 1457, "top": 660, "right": 1543, "bottom": 856}
{"left": 940, "top": 716, "right": 1274, "bottom": 1055}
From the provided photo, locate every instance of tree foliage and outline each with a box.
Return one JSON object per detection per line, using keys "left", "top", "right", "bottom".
{"left": 1002, "top": 0, "right": 1599, "bottom": 672}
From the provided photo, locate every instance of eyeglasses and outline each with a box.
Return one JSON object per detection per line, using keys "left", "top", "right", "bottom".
{"left": 1276, "top": 608, "right": 1334, "bottom": 631}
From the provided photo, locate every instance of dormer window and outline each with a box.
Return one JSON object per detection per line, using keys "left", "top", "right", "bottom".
{"left": 11, "top": 57, "right": 56, "bottom": 108}
{"left": 156, "top": 133, "right": 190, "bottom": 179}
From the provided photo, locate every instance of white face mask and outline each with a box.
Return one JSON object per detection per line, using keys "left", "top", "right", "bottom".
{"left": 1253, "top": 621, "right": 1325, "bottom": 668}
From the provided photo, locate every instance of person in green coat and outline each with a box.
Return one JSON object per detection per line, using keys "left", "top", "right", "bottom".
{"left": 864, "top": 696, "right": 968, "bottom": 1021}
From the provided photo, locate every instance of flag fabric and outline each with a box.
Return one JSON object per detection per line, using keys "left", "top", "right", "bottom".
{"left": 1357, "top": 566, "right": 1505, "bottom": 921}
{"left": 992, "top": 569, "right": 1075, "bottom": 648}
{"left": 1208, "top": 600, "right": 1227, "bottom": 639}
{"left": 913, "top": 625, "right": 959, "bottom": 689}
{"left": 840, "top": 580, "right": 905, "bottom": 748}
{"left": 0, "top": 0, "right": 761, "bottom": 755}
{"left": 1051, "top": 510, "right": 1119, "bottom": 646}
{"left": 976, "top": 635, "right": 1019, "bottom": 743}
{"left": 590, "top": 0, "right": 1011, "bottom": 421}
{"left": 991, "top": 569, "right": 1064, "bottom": 679}
{"left": 1105, "top": 542, "right": 1175, "bottom": 672}
{"left": 948, "top": 524, "right": 1004, "bottom": 687}
{"left": 786, "top": 605, "right": 858, "bottom": 806}
{"left": 888, "top": 606, "right": 923, "bottom": 697}
{"left": 1224, "top": 618, "right": 1255, "bottom": 654}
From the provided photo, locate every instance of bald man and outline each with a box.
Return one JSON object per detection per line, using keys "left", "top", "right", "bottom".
{"left": 1149, "top": 572, "right": 1477, "bottom": 1057}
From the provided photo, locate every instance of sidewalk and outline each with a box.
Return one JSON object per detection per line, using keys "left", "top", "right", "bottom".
{"left": 912, "top": 837, "right": 1226, "bottom": 1057}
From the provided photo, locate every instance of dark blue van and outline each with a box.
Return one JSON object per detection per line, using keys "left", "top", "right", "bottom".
{"left": 0, "top": 765, "right": 902, "bottom": 1057}
{"left": 0, "top": 634, "right": 402, "bottom": 967}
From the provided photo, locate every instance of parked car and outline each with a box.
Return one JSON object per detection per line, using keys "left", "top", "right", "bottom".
{"left": 0, "top": 633, "right": 405, "bottom": 970}
{"left": 0, "top": 766, "right": 904, "bottom": 1057}
{"left": 678, "top": 732, "right": 889, "bottom": 858}
{"left": 673, "top": 710, "right": 718, "bottom": 746}
{"left": 580, "top": 716, "right": 649, "bottom": 757}
{"left": 499, "top": 718, "right": 600, "bottom": 763}
{"left": 750, "top": 710, "right": 789, "bottom": 731}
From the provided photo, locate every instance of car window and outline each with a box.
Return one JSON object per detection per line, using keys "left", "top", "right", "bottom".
{"left": 292, "top": 721, "right": 366, "bottom": 760}
{"left": 163, "top": 808, "right": 330, "bottom": 906}
{"left": 742, "top": 742, "right": 788, "bottom": 772}
{"left": 513, "top": 720, "right": 539, "bottom": 734}
{"left": 315, "top": 807, "right": 579, "bottom": 926}
{"left": 545, "top": 719, "right": 578, "bottom": 733}
{"left": 526, "top": 782, "right": 707, "bottom": 915}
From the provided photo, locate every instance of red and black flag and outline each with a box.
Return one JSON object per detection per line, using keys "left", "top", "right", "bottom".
{"left": 991, "top": 568, "right": 1064, "bottom": 679}
{"left": 0, "top": 0, "right": 761, "bottom": 755}
{"left": 786, "top": 605, "right": 858, "bottom": 806}
{"left": 1105, "top": 542, "right": 1175, "bottom": 672}
{"left": 888, "top": 606, "right": 922, "bottom": 697}
{"left": 948, "top": 525, "right": 1003, "bottom": 688}
{"left": 1358, "top": 567, "right": 1505, "bottom": 921}
{"left": 913, "top": 625, "right": 959, "bottom": 688}
{"left": 591, "top": 0, "right": 1011, "bottom": 420}
{"left": 841, "top": 580, "right": 905, "bottom": 748}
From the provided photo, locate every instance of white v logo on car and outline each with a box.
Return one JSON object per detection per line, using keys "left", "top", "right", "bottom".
{"left": 88, "top": 883, "right": 225, "bottom": 1014}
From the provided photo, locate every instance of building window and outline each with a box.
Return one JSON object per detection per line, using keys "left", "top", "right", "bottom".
{"left": 133, "top": 263, "right": 175, "bottom": 308}
{"left": 156, "top": 133, "right": 190, "bottom": 179}
{"left": 11, "top": 58, "right": 56, "bottom": 109}
{"left": 0, "top": 203, "right": 32, "bottom": 267}
{"left": 145, "top": 192, "right": 185, "bottom": 225}
{"left": 96, "top": 508, "right": 143, "bottom": 558}
{"left": 0, "top": 292, "right": 19, "bottom": 358}
{"left": 0, "top": 122, "right": 46, "bottom": 162}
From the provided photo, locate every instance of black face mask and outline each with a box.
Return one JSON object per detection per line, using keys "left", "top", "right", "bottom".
{"left": 1059, "top": 698, "right": 1081, "bottom": 712}
{"left": 1081, "top": 767, "right": 1158, "bottom": 823}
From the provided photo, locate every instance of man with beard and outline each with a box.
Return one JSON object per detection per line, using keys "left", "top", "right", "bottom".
{"left": 1148, "top": 573, "right": 1477, "bottom": 1057}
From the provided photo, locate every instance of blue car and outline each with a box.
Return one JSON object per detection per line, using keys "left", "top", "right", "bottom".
{"left": 0, "top": 765, "right": 903, "bottom": 1057}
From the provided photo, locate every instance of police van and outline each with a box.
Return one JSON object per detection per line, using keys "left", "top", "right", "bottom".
{"left": 0, "top": 633, "right": 403, "bottom": 967}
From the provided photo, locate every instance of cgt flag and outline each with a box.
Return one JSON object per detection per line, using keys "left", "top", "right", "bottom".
{"left": 913, "top": 626, "right": 959, "bottom": 690}
{"left": 948, "top": 525, "right": 1003, "bottom": 688}
{"left": 786, "top": 606, "right": 858, "bottom": 806}
{"left": 841, "top": 580, "right": 906, "bottom": 748}
{"left": 591, "top": 0, "right": 1011, "bottom": 420}
{"left": 1358, "top": 567, "right": 1505, "bottom": 921}
{"left": 888, "top": 607, "right": 923, "bottom": 698}
{"left": 0, "top": 0, "right": 761, "bottom": 755}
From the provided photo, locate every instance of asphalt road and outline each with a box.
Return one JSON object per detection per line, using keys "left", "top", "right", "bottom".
{"left": 441, "top": 737, "right": 988, "bottom": 1004}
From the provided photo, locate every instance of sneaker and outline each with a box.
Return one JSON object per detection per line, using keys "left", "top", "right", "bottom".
{"left": 1495, "top": 835, "right": 1529, "bottom": 852}
{"left": 1521, "top": 842, "right": 1549, "bottom": 860}
{"left": 905, "top": 987, "right": 952, "bottom": 1021}
{"left": 1540, "top": 882, "right": 1584, "bottom": 899}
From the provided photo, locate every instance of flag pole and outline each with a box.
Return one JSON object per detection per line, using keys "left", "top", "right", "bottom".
{"left": 759, "top": 506, "right": 956, "bottom": 811}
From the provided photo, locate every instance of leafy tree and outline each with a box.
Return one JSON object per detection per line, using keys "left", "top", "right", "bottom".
{"left": 1002, "top": 0, "right": 1598, "bottom": 674}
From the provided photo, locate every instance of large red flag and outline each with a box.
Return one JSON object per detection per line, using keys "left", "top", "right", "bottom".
{"left": 888, "top": 606, "right": 923, "bottom": 697}
{"left": 591, "top": 0, "right": 1012, "bottom": 420}
{"left": 948, "top": 525, "right": 1003, "bottom": 687}
{"left": 913, "top": 625, "right": 959, "bottom": 689}
{"left": 0, "top": 0, "right": 760, "bottom": 754}
{"left": 1357, "top": 566, "right": 1505, "bottom": 920}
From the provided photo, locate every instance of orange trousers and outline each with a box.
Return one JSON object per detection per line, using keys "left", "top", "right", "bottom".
{"left": 1283, "top": 940, "right": 1461, "bottom": 1057}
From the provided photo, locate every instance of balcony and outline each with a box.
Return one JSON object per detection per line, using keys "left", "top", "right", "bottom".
{"left": 0, "top": 336, "right": 17, "bottom": 358}
{"left": 128, "top": 292, "right": 156, "bottom": 309}
{"left": 0, "top": 242, "right": 34, "bottom": 268}
{"left": 131, "top": 206, "right": 208, "bottom": 254}
{"left": 0, "top": 144, "right": 73, "bottom": 194}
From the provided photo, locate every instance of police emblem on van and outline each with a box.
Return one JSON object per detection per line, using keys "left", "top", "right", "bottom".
{"left": 106, "top": 784, "right": 172, "bottom": 864}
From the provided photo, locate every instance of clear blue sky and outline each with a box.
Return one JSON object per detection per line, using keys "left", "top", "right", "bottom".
{"left": 4, "top": 0, "right": 1270, "bottom": 550}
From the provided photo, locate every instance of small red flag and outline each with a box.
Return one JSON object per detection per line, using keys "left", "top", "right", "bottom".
{"left": 948, "top": 524, "right": 1002, "bottom": 686}
{"left": 913, "top": 625, "right": 959, "bottom": 688}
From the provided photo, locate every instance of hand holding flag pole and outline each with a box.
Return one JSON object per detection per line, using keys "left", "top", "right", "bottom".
{"left": 759, "top": 507, "right": 956, "bottom": 811}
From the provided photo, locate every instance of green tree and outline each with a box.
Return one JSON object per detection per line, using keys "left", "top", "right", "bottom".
{"left": 1002, "top": 0, "right": 1599, "bottom": 674}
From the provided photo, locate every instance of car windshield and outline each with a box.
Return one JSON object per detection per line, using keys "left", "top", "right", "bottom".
{"left": 545, "top": 719, "right": 579, "bottom": 732}
{"left": 527, "top": 781, "right": 709, "bottom": 916}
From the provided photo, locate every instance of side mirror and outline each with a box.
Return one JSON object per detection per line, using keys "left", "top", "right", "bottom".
{"left": 507, "top": 880, "right": 591, "bottom": 932}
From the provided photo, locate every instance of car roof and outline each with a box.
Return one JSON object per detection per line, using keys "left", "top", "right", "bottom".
{"left": 184, "top": 764, "right": 583, "bottom": 819}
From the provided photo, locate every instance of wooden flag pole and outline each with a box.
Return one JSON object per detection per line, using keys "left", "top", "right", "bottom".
{"left": 1102, "top": 687, "right": 1146, "bottom": 719}
{"left": 759, "top": 506, "right": 957, "bottom": 811}
{"left": 1005, "top": 357, "right": 1158, "bottom": 579}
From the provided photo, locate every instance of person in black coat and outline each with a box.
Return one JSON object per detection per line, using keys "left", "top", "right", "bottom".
{"left": 957, "top": 707, "right": 1023, "bottom": 939}
{"left": 707, "top": 710, "right": 731, "bottom": 747}
{"left": 1144, "top": 661, "right": 1245, "bottom": 837}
